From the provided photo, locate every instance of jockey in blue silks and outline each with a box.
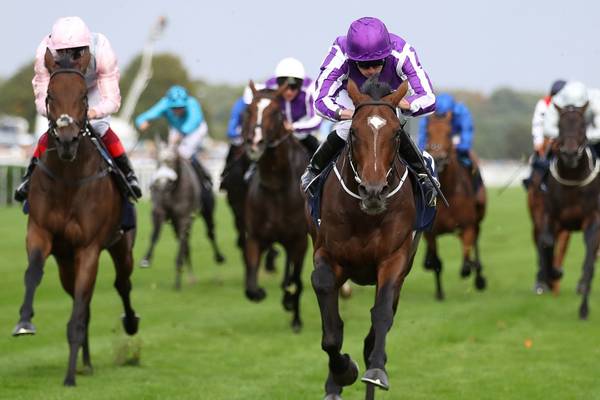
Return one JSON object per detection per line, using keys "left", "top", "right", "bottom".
{"left": 136, "top": 85, "right": 212, "bottom": 185}
{"left": 418, "top": 93, "right": 474, "bottom": 168}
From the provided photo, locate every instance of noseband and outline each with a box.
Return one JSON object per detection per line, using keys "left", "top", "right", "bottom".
{"left": 45, "top": 68, "right": 89, "bottom": 139}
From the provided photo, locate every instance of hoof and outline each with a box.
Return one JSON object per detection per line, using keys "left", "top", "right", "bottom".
{"left": 77, "top": 365, "right": 94, "bottom": 376}
{"left": 460, "top": 263, "right": 472, "bottom": 278}
{"left": 63, "top": 376, "right": 76, "bottom": 386}
{"left": 361, "top": 368, "right": 389, "bottom": 390}
{"left": 534, "top": 281, "right": 549, "bottom": 295}
{"left": 291, "top": 319, "right": 302, "bottom": 333}
{"left": 139, "top": 259, "right": 150, "bottom": 268}
{"left": 282, "top": 290, "right": 295, "bottom": 311}
{"left": 122, "top": 313, "right": 140, "bottom": 335}
{"left": 245, "top": 288, "right": 266, "bottom": 302}
{"left": 579, "top": 303, "right": 589, "bottom": 320}
{"left": 332, "top": 354, "right": 359, "bottom": 387}
{"left": 215, "top": 253, "right": 226, "bottom": 264}
{"left": 324, "top": 395, "right": 343, "bottom": 400}
{"left": 12, "top": 321, "right": 36, "bottom": 336}
{"left": 475, "top": 275, "right": 487, "bottom": 291}
{"left": 435, "top": 291, "right": 445, "bottom": 301}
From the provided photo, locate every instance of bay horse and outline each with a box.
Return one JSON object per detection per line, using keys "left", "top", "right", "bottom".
{"left": 140, "top": 143, "right": 225, "bottom": 289}
{"left": 526, "top": 153, "right": 570, "bottom": 294}
{"left": 541, "top": 104, "right": 600, "bottom": 319}
{"left": 423, "top": 113, "right": 487, "bottom": 300}
{"left": 12, "top": 49, "right": 139, "bottom": 386}
{"left": 220, "top": 143, "right": 279, "bottom": 272}
{"left": 306, "top": 77, "right": 420, "bottom": 399}
{"left": 242, "top": 82, "right": 309, "bottom": 332}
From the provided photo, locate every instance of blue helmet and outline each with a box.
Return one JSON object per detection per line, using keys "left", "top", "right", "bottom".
{"left": 435, "top": 93, "right": 455, "bottom": 115}
{"left": 166, "top": 85, "right": 188, "bottom": 108}
{"left": 550, "top": 80, "right": 566, "bottom": 96}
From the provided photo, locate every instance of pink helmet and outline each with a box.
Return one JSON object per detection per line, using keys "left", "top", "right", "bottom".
{"left": 48, "top": 16, "right": 91, "bottom": 50}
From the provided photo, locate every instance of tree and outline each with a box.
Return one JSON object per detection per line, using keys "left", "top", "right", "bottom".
{"left": 0, "top": 61, "right": 36, "bottom": 130}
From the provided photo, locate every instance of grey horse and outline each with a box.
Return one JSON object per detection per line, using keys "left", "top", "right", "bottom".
{"left": 140, "top": 145, "right": 225, "bottom": 289}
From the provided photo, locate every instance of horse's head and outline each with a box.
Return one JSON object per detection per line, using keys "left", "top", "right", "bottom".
{"left": 242, "top": 81, "right": 288, "bottom": 161}
{"left": 152, "top": 142, "right": 180, "bottom": 192}
{"left": 346, "top": 76, "right": 409, "bottom": 215}
{"left": 425, "top": 112, "right": 454, "bottom": 172}
{"left": 44, "top": 47, "right": 90, "bottom": 162}
{"left": 555, "top": 103, "right": 588, "bottom": 168}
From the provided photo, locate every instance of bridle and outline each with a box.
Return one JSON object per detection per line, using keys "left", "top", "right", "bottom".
{"left": 245, "top": 96, "right": 292, "bottom": 161}
{"left": 45, "top": 68, "right": 89, "bottom": 140}
{"left": 335, "top": 100, "right": 408, "bottom": 199}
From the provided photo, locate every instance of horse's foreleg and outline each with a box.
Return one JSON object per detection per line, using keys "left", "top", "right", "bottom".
{"left": 174, "top": 216, "right": 193, "bottom": 290}
{"left": 244, "top": 237, "right": 266, "bottom": 301}
{"left": 80, "top": 304, "right": 93, "bottom": 374}
{"left": 312, "top": 249, "right": 357, "bottom": 397}
{"left": 285, "top": 237, "right": 307, "bottom": 332}
{"left": 109, "top": 233, "right": 139, "bottom": 336}
{"left": 554, "top": 230, "right": 570, "bottom": 271}
{"left": 423, "top": 233, "right": 444, "bottom": 300}
{"left": 140, "top": 210, "right": 165, "bottom": 268}
{"left": 64, "top": 247, "right": 100, "bottom": 386}
{"left": 201, "top": 188, "right": 226, "bottom": 264}
{"left": 578, "top": 218, "right": 600, "bottom": 319}
{"left": 13, "top": 226, "right": 52, "bottom": 336}
{"left": 459, "top": 227, "right": 476, "bottom": 278}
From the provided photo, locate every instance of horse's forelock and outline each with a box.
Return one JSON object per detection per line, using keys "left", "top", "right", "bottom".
{"left": 360, "top": 74, "right": 393, "bottom": 100}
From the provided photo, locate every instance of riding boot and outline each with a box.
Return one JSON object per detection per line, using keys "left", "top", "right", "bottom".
{"left": 113, "top": 154, "right": 142, "bottom": 199}
{"left": 457, "top": 149, "right": 481, "bottom": 192}
{"left": 14, "top": 157, "right": 37, "bottom": 203}
{"left": 301, "top": 131, "right": 345, "bottom": 194}
{"left": 191, "top": 154, "right": 213, "bottom": 190}
{"left": 299, "top": 134, "right": 320, "bottom": 156}
{"left": 398, "top": 132, "right": 438, "bottom": 207}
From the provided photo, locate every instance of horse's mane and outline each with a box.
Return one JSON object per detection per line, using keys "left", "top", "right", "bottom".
{"left": 360, "top": 74, "right": 393, "bottom": 100}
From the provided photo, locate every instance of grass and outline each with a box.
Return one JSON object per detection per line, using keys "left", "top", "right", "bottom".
{"left": 0, "top": 188, "right": 599, "bottom": 399}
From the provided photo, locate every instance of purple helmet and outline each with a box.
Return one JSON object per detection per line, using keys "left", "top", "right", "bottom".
{"left": 346, "top": 17, "right": 392, "bottom": 61}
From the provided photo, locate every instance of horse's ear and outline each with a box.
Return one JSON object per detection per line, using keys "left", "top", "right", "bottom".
{"left": 249, "top": 80, "right": 257, "bottom": 98}
{"left": 554, "top": 103, "right": 564, "bottom": 115}
{"left": 74, "top": 48, "right": 91, "bottom": 73}
{"left": 445, "top": 111, "right": 453, "bottom": 122}
{"left": 580, "top": 101, "right": 589, "bottom": 115}
{"left": 382, "top": 81, "right": 409, "bottom": 107}
{"left": 44, "top": 48, "right": 58, "bottom": 74}
{"left": 347, "top": 79, "right": 368, "bottom": 105}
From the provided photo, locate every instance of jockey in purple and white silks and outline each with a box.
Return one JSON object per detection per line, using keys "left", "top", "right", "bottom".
{"left": 244, "top": 57, "right": 323, "bottom": 155}
{"left": 301, "top": 16, "right": 438, "bottom": 205}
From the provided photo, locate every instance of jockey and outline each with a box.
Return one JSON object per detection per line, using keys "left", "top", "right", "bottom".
{"left": 543, "top": 81, "right": 600, "bottom": 155}
{"left": 418, "top": 93, "right": 474, "bottom": 169}
{"left": 135, "top": 85, "right": 212, "bottom": 185}
{"left": 244, "top": 57, "right": 323, "bottom": 155}
{"left": 302, "top": 17, "right": 438, "bottom": 205}
{"left": 532, "top": 80, "right": 566, "bottom": 156}
{"left": 15, "top": 16, "right": 141, "bottom": 202}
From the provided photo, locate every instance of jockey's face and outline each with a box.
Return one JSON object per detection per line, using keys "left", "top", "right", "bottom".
{"left": 171, "top": 107, "right": 186, "bottom": 117}
{"left": 281, "top": 85, "right": 300, "bottom": 102}
{"left": 356, "top": 59, "right": 385, "bottom": 78}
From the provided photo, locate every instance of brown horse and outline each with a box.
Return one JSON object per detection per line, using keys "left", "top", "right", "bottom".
{"left": 242, "top": 83, "right": 309, "bottom": 331}
{"left": 12, "top": 49, "right": 139, "bottom": 386}
{"left": 526, "top": 153, "right": 570, "bottom": 294}
{"left": 541, "top": 104, "right": 600, "bottom": 319}
{"left": 307, "top": 77, "right": 420, "bottom": 399}
{"left": 423, "top": 113, "right": 487, "bottom": 300}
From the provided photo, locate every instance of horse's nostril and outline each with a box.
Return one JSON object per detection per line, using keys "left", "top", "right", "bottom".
{"left": 358, "top": 184, "right": 367, "bottom": 197}
{"left": 381, "top": 184, "right": 389, "bottom": 194}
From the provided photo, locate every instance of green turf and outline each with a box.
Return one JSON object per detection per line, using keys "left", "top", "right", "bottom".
{"left": 0, "top": 188, "right": 599, "bottom": 399}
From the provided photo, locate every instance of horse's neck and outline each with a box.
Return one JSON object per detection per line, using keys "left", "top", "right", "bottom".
{"left": 257, "top": 131, "right": 293, "bottom": 186}
{"left": 438, "top": 151, "right": 461, "bottom": 194}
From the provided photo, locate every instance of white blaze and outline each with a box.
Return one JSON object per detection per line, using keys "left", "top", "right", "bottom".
{"left": 254, "top": 98, "right": 272, "bottom": 145}
{"left": 367, "top": 115, "right": 387, "bottom": 172}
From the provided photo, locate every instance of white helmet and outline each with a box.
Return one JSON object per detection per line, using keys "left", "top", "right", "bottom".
{"left": 554, "top": 81, "right": 589, "bottom": 108}
{"left": 48, "top": 17, "right": 92, "bottom": 50}
{"left": 275, "top": 57, "right": 305, "bottom": 80}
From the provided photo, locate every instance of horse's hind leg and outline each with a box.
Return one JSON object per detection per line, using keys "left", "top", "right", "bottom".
{"left": 473, "top": 225, "right": 486, "bottom": 291}
{"left": 64, "top": 247, "right": 100, "bottom": 386}
{"left": 80, "top": 304, "right": 93, "bottom": 375}
{"left": 109, "top": 232, "right": 139, "bottom": 336}
{"left": 265, "top": 245, "right": 279, "bottom": 273}
{"left": 551, "top": 230, "right": 570, "bottom": 293}
{"left": 577, "top": 219, "right": 600, "bottom": 319}
{"left": 140, "top": 210, "right": 165, "bottom": 268}
{"left": 423, "top": 234, "right": 444, "bottom": 300}
{"left": 201, "top": 185, "right": 226, "bottom": 264}
{"left": 173, "top": 216, "right": 193, "bottom": 290}
{"left": 13, "top": 227, "right": 52, "bottom": 336}
{"left": 312, "top": 249, "right": 358, "bottom": 398}
{"left": 286, "top": 238, "right": 307, "bottom": 332}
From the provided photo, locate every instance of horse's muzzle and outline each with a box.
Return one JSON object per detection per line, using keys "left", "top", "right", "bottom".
{"left": 56, "top": 137, "right": 80, "bottom": 162}
{"left": 358, "top": 182, "right": 389, "bottom": 215}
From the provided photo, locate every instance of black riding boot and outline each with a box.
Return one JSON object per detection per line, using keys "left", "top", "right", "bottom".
{"left": 14, "top": 157, "right": 37, "bottom": 203}
{"left": 299, "top": 134, "right": 321, "bottom": 156}
{"left": 191, "top": 155, "right": 213, "bottom": 189}
{"left": 398, "top": 132, "right": 438, "bottom": 206}
{"left": 300, "top": 131, "right": 345, "bottom": 194}
{"left": 114, "top": 154, "right": 142, "bottom": 199}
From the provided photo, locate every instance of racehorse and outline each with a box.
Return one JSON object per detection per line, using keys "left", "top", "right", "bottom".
{"left": 542, "top": 104, "right": 600, "bottom": 319}
{"left": 242, "top": 82, "right": 309, "bottom": 332}
{"left": 306, "top": 77, "right": 420, "bottom": 399}
{"left": 140, "top": 142, "right": 225, "bottom": 289}
{"left": 12, "top": 49, "right": 139, "bottom": 386}
{"left": 526, "top": 153, "right": 570, "bottom": 294}
{"left": 422, "top": 113, "right": 487, "bottom": 300}
{"left": 220, "top": 139, "right": 279, "bottom": 272}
